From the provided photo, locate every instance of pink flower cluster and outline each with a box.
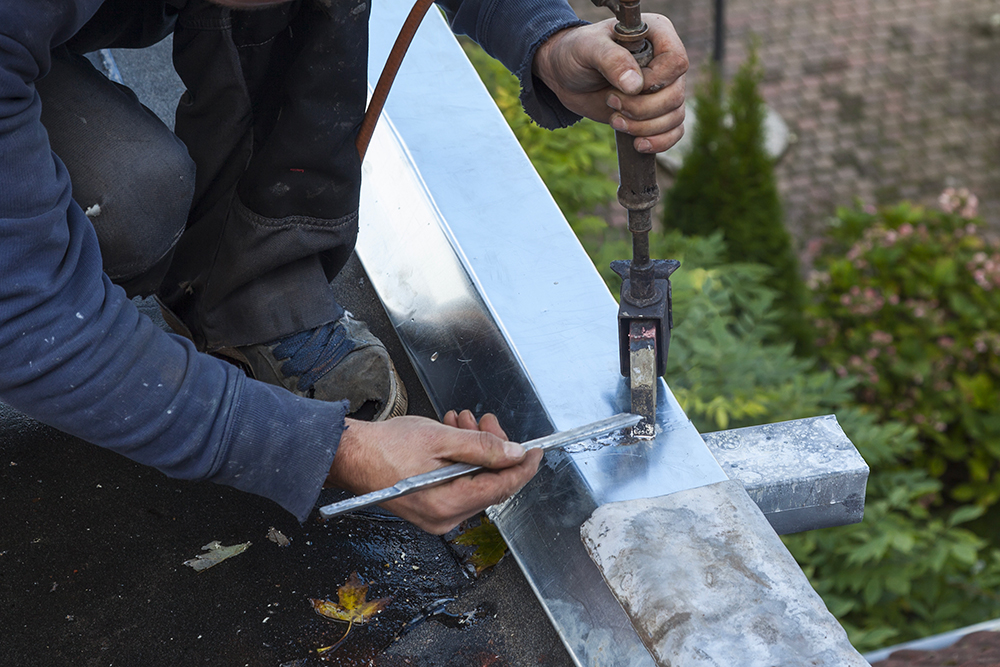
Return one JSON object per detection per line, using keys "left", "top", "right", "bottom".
{"left": 966, "top": 251, "right": 1000, "bottom": 291}
{"left": 953, "top": 222, "right": 979, "bottom": 239}
{"left": 903, "top": 298, "right": 942, "bottom": 323}
{"left": 913, "top": 413, "right": 949, "bottom": 432}
{"left": 870, "top": 330, "right": 894, "bottom": 345}
{"left": 973, "top": 332, "right": 1000, "bottom": 356}
{"left": 845, "top": 354, "right": 879, "bottom": 386}
{"left": 868, "top": 330, "right": 896, "bottom": 358}
{"left": 812, "top": 317, "right": 839, "bottom": 348}
{"left": 844, "top": 222, "right": 924, "bottom": 271}
{"left": 839, "top": 285, "right": 885, "bottom": 315}
{"left": 806, "top": 269, "right": 831, "bottom": 290}
{"left": 939, "top": 187, "right": 979, "bottom": 219}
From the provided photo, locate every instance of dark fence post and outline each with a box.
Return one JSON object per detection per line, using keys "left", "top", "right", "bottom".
{"left": 713, "top": 0, "right": 726, "bottom": 73}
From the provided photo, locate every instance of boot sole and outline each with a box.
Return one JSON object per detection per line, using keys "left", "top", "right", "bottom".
{"left": 377, "top": 361, "right": 408, "bottom": 421}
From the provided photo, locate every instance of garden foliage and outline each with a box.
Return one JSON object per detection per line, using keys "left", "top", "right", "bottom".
{"left": 462, "top": 40, "right": 1000, "bottom": 653}
{"left": 663, "top": 50, "right": 809, "bottom": 351}
{"left": 810, "top": 193, "right": 1000, "bottom": 508}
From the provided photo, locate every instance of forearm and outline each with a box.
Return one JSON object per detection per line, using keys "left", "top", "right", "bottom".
{"left": 437, "top": 0, "right": 586, "bottom": 128}
{"left": 0, "top": 25, "right": 343, "bottom": 521}
{"left": 0, "top": 200, "right": 345, "bottom": 520}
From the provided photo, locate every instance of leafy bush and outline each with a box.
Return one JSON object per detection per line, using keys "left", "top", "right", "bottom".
{"left": 461, "top": 39, "right": 1000, "bottom": 654}
{"left": 810, "top": 193, "right": 1000, "bottom": 508}
{"left": 663, "top": 49, "right": 809, "bottom": 352}
{"left": 785, "top": 465, "right": 1000, "bottom": 651}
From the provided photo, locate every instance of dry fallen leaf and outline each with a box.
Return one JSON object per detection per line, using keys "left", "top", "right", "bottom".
{"left": 266, "top": 526, "right": 290, "bottom": 547}
{"left": 310, "top": 571, "right": 391, "bottom": 624}
{"left": 183, "top": 540, "right": 251, "bottom": 572}
{"left": 451, "top": 515, "right": 507, "bottom": 573}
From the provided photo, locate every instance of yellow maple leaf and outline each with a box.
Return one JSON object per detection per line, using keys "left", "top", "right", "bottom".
{"left": 450, "top": 515, "right": 507, "bottom": 574}
{"left": 310, "top": 571, "right": 391, "bottom": 624}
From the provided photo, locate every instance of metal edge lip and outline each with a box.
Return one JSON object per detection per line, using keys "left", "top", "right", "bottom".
{"left": 365, "top": 104, "right": 525, "bottom": 353}
{"left": 863, "top": 617, "right": 1000, "bottom": 664}
{"left": 737, "top": 469, "right": 871, "bottom": 501}
{"left": 359, "top": 108, "right": 556, "bottom": 436}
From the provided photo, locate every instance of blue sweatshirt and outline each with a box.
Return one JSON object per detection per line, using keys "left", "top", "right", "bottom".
{"left": 0, "top": 1, "right": 581, "bottom": 521}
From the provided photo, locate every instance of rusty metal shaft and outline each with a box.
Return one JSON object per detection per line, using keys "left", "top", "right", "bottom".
{"left": 615, "top": 132, "right": 658, "bottom": 305}
{"left": 593, "top": 0, "right": 675, "bottom": 435}
{"left": 606, "top": 0, "right": 659, "bottom": 309}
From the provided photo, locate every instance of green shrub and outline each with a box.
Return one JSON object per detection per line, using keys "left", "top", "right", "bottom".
{"left": 810, "top": 194, "right": 1000, "bottom": 508}
{"left": 785, "top": 463, "right": 1000, "bottom": 650}
{"left": 662, "top": 67, "right": 728, "bottom": 240}
{"left": 461, "top": 39, "right": 1000, "bottom": 654}
{"left": 664, "top": 49, "right": 809, "bottom": 352}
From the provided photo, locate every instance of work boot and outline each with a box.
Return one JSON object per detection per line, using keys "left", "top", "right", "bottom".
{"left": 160, "top": 303, "right": 407, "bottom": 421}
{"left": 221, "top": 314, "right": 408, "bottom": 421}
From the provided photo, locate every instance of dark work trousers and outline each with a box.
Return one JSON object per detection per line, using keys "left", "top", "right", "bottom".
{"left": 37, "top": 48, "right": 195, "bottom": 298}
{"left": 40, "top": 0, "right": 368, "bottom": 350}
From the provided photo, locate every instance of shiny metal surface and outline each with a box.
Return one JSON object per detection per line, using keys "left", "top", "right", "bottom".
{"left": 359, "top": 5, "right": 735, "bottom": 665}
{"left": 318, "top": 413, "right": 640, "bottom": 519}
{"left": 703, "top": 415, "right": 869, "bottom": 534}
{"left": 362, "top": 3, "right": 729, "bottom": 664}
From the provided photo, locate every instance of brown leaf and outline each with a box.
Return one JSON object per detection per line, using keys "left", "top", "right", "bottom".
{"left": 310, "top": 571, "right": 391, "bottom": 624}
{"left": 266, "top": 526, "right": 290, "bottom": 547}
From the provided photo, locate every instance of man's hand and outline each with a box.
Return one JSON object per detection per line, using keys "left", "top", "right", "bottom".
{"left": 532, "top": 14, "right": 688, "bottom": 154}
{"left": 325, "top": 411, "right": 542, "bottom": 534}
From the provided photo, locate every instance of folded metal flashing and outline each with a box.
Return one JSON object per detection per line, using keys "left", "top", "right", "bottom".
{"left": 704, "top": 415, "right": 869, "bottom": 534}
{"left": 362, "top": 5, "right": 867, "bottom": 665}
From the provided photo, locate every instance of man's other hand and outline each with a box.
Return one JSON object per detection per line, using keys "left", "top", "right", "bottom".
{"left": 533, "top": 14, "right": 688, "bottom": 154}
{"left": 325, "top": 411, "right": 542, "bottom": 534}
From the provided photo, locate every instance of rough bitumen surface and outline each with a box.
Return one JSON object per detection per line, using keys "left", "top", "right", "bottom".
{"left": 0, "top": 258, "right": 575, "bottom": 667}
{"left": 1, "top": 43, "right": 575, "bottom": 666}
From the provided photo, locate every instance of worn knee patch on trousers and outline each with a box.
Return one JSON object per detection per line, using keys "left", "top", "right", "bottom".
{"left": 37, "top": 49, "right": 195, "bottom": 296}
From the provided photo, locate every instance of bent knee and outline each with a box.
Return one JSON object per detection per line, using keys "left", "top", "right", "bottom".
{"left": 86, "top": 141, "right": 196, "bottom": 287}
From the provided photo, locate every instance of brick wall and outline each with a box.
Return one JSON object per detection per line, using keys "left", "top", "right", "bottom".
{"left": 569, "top": 0, "right": 1000, "bottom": 253}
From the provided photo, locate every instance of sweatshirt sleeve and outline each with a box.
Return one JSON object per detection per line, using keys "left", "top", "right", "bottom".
{"left": 0, "top": 9, "right": 344, "bottom": 522}
{"left": 438, "top": 0, "right": 587, "bottom": 129}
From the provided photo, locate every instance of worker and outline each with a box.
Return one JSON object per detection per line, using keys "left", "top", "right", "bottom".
{"left": 0, "top": 0, "right": 687, "bottom": 534}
